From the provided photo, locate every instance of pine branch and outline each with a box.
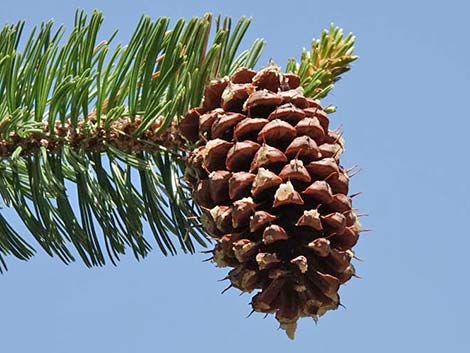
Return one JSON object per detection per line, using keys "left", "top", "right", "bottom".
{"left": 0, "top": 10, "right": 265, "bottom": 271}
{"left": 0, "top": 11, "right": 356, "bottom": 272}
{"left": 286, "top": 24, "right": 358, "bottom": 99}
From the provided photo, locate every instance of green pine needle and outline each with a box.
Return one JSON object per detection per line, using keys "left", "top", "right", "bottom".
{"left": 287, "top": 23, "right": 358, "bottom": 99}
{"left": 0, "top": 10, "right": 265, "bottom": 272}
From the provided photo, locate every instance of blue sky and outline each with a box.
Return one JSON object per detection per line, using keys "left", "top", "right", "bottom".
{"left": 1, "top": 0, "right": 469, "bottom": 352}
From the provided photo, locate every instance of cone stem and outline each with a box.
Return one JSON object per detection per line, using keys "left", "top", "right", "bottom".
{"left": 0, "top": 115, "right": 180, "bottom": 161}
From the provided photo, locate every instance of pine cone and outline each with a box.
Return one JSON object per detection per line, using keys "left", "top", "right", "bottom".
{"left": 181, "top": 66, "right": 361, "bottom": 338}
